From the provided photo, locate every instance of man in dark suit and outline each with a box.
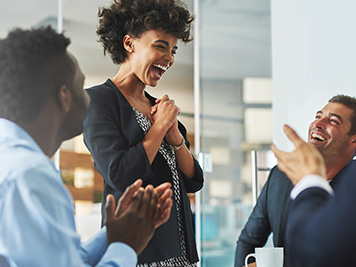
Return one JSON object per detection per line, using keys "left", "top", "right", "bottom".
{"left": 271, "top": 95, "right": 356, "bottom": 267}
{"left": 235, "top": 94, "right": 356, "bottom": 267}
{"left": 272, "top": 122, "right": 356, "bottom": 267}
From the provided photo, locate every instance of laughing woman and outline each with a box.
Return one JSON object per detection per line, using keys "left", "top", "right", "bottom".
{"left": 83, "top": 0, "right": 204, "bottom": 266}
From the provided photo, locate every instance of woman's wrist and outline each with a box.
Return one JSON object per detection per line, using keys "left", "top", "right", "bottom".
{"left": 168, "top": 136, "right": 185, "bottom": 151}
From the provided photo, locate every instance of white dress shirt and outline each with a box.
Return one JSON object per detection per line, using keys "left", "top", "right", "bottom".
{"left": 290, "top": 174, "right": 334, "bottom": 200}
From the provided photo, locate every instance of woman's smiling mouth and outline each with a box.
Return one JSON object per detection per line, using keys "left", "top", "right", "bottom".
{"left": 151, "top": 63, "right": 170, "bottom": 79}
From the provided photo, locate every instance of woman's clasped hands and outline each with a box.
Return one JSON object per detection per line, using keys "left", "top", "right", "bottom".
{"left": 150, "top": 94, "right": 183, "bottom": 147}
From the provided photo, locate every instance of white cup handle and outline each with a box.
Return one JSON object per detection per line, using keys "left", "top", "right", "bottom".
{"left": 245, "top": 253, "right": 256, "bottom": 267}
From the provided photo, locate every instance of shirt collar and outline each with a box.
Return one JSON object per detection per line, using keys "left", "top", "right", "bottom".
{"left": 0, "top": 118, "right": 43, "bottom": 154}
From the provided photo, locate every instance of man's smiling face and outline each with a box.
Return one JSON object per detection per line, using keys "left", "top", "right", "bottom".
{"left": 308, "top": 102, "right": 354, "bottom": 160}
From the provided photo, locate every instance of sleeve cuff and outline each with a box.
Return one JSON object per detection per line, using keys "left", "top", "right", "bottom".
{"left": 98, "top": 242, "right": 137, "bottom": 266}
{"left": 290, "top": 174, "right": 334, "bottom": 200}
{"left": 80, "top": 226, "right": 108, "bottom": 265}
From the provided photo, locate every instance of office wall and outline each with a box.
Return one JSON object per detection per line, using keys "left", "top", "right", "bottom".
{"left": 271, "top": 0, "right": 356, "bottom": 150}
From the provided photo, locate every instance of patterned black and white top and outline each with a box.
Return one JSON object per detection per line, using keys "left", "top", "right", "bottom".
{"left": 133, "top": 108, "right": 197, "bottom": 267}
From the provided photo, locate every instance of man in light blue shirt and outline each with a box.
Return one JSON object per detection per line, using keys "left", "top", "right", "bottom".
{"left": 0, "top": 27, "right": 173, "bottom": 267}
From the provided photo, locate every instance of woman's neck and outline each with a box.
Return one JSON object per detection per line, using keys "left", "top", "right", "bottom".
{"left": 111, "top": 66, "right": 153, "bottom": 117}
{"left": 112, "top": 65, "right": 146, "bottom": 98}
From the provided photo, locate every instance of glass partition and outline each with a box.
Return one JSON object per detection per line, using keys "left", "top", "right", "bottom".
{"left": 60, "top": 0, "right": 115, "bottom": 238}
{"left": 198, "top": 0, "right": 273, "bottom": 265}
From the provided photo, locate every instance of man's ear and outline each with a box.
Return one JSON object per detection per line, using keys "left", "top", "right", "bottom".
{"left": 349, "top": 134, "right": 356, "bottom": 151}
{"left": 123, "top": 34, "right": 134, "bottom": 53}
{"left": 58, "top": 86, "right": 72, "bottom": 113}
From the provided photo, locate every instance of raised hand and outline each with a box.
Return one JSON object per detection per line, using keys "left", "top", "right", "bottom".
{"left": 104, "top": 180, "right": 173, "bottom": 255}
{"left": 114, "top": 179, "right": 143, "bottom": 216}
{"left": 271, "top": 124, "right": 326, "bottom": 185}
{"left": 152, "top": 182, "right": 173, "bottom": 228}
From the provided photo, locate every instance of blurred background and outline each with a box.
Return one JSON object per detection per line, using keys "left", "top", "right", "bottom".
{"left": 4, "top": 0, "right": 355, "bottom": 266}
{"left": 0, "top": 0, "right": 274, "bottom": 266}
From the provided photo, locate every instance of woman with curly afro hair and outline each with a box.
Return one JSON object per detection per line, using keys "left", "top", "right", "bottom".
{"left": 83, "top": 0, "right": 204, "bottom": 266}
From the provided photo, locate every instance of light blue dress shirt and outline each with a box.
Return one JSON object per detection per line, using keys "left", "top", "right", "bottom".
{"left": 0, "top": 119, "right": 137, "bottom": 267}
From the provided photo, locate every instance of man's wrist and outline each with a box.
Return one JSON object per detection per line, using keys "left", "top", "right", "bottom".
{"left": 290, "top": 174, "right": 334, "bottom": 199}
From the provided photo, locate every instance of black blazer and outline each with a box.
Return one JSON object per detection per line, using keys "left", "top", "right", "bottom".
{"left": 287, "top": 160, "right": 356, "bottom": 267}
{"left": 235, "top": 162, "right": 346, "bottom": 267}
{"left": 83, "top": 79, "right": 204, "bottom": 264}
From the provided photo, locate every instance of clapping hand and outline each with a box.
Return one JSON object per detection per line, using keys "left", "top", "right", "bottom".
{"left": 104, "top": 179, "right": 173, "bottom": 255}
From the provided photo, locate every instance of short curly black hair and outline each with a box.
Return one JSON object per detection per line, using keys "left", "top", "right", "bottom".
{"left": 0, "top": 27, "right": 75, "bottom": 124}
{"left": 97, "top": 0, "right": 194, "bottom": 64}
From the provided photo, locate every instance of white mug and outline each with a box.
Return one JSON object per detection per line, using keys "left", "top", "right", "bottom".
{"left": 244, "top": 247, "right": 283, "bottom": 267}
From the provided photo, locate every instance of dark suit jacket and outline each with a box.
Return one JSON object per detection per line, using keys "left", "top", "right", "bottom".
{"left": 287, "top": 160, "right": 356, "bottom": 267}
{"left": 234, "top": 166, "right": 293, "bottom": 267}
{"left": 83, "top": 79, "right": 204, "bottom": 264}
{"left": 234, "top": 162, "right": 347, "bottom": 267}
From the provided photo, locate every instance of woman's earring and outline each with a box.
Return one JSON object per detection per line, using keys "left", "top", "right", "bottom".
{"left": 129, "top": 50, "right": 132, "bottom": 53}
